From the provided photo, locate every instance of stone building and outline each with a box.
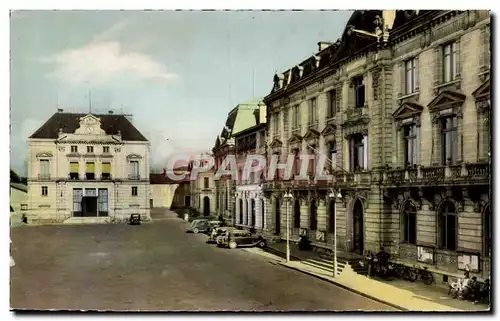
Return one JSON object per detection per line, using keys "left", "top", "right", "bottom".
{"left": 27, "top": 110, "right": 151, "bottom": 224}
{"left": 212, "top": 99, "right": 266, "bottom": 225}
{"left": 233, "top": 103, "right": 267, "bottom": 232}
{"left": 189, "top": 155, "right": 216, "bottom": 216}
{"left": 262, "top": 10, "right": 491, "bottom": 280}
{"left": 150, "top": 168, "right": 191, "bottom": 209}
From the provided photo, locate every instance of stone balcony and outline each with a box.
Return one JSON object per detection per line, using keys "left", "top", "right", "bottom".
{"left": 382, "top": 162, "right": 490, "bottom": 187}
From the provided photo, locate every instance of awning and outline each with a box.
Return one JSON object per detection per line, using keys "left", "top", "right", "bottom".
{"left": 86, "top": 162, "right": 95, "bottom": 173}
{"left": 70, "top": 162, "right": 79, "bottom": 173}
{"left": 102, "top": 162, "right": 111, "bottom": 173}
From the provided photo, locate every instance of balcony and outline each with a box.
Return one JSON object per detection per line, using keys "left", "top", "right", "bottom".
{"left": 383, "top": 162, "right": 489, "bottom": 187}
{"left": 128, "top": 174, "right": 141, "bottom": 181}
{"left": 37, "top": 174, "right": 51, "bottom": 181}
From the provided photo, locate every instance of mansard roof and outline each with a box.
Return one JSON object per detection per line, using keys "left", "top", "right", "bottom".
{"left": 29, "top": 112, "right": 148, "bottom": 141}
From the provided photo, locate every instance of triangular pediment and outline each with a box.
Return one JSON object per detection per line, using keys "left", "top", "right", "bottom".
{"left": 392, "top": 102, "right": 424, "bottom": 119}
{"left": 269, "top": 138, "right": 282, "bottom": 148}
{"left": 321, "top": 124, "right": 337, "bottom": 136}
{"left": 472, "top": 78, "right": 490, "bottom": 101}
{"left": 428, "top": 91, "right": 466, "bottom": 112}
{"left": 288, "top": 134, "right": 302, "bottom": 144}
{"left": 304, "top": 128, "right": 320, "bottom": 141}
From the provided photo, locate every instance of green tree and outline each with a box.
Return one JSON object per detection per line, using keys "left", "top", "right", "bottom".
{"left": 10, "top": 169, "right": 21, "bottom": 183}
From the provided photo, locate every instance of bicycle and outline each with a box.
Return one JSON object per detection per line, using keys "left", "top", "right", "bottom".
{"left": 406, "top": 265, "right": 434, "bottom": 285}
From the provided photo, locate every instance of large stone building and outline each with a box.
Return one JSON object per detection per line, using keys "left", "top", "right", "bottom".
{"left": 262, "top": 10, "right": 491, "bottom": 280}
{"left": 233, "top": 103, "right": 267, "bottom": 231}
{"left": 27, "top": 110, "right": 151, "bottom": 223}
{"left": 213, "top": 99, "right": 266, "bottom": 225}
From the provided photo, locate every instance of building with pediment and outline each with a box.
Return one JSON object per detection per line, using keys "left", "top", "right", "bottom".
{"left": 27, "top": 110, "right": 151, "bottom": 224}
{"left": 263, "top": 10, "right": 490, "bottom": 279}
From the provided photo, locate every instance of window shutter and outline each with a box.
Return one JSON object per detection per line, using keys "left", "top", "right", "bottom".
{"left": 102, "top": 163, "right": 111, "bottom": 173}
{"left": 363, "top": 134, "right": 369, "bottom": 170}
{"left": 86, "top": 162, "right": 95, "bottom": 173}
{"left": 414, "top": 57, "right": 419, "bottom": 92}
{"left": 70, "top": 162, "right": 79, "bottom": 173}
{"left": 415, "top": 126, "right": 420, "bottom": 165}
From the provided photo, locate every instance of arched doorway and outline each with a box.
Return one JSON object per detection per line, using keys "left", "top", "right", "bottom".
{"left": 352, "top": 199, "right": 364, "bottom": 254}
{"left": 251, "top": 199, "right": 256, "bottom": 227}
{"left": 275, "top": 197, "right": 281, "bottom": 235}
{"left": 203, "top": 196, "right": 210, "bottom": 216}
{"left": 239, "top": 199, "right": 243, "bottom": 224}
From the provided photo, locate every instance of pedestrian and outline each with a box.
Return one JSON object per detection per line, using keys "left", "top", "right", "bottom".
{"left": 366, "top": 251, "right": 375, "bottom": 277}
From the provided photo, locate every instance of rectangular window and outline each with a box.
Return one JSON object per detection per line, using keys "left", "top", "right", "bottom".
{"left": 328, "top": 90, "right": 337, "bottom": 118}
{"left": 354, "top": 76, "right": 365, "bottom": 108}
{"left": 85, "top": 162, "right": 95, "bottom": 180}
{"left": 329, "top": 141, "right": 337, "bottom": 172}
{"left": 73, "top": 188, "right": 83, "bottom": 215}
{"left": 103, "top": 146, "right": 110, "bottom": 153}
{"left": 440, "top": 116, "right": 458, "bottom": 165}
{"left": 98, "top": 189, "right": 109, "bottom": 216}
{"left": 69, "top": 162, "right": 79, "bottom": 180}
{"left": 204, "top": 177, "right": 209, "bottom": 188}
{"left": 404, "top": 125, "right": 419, "bottom": 166}
{"left": 39, "top": 160, "right": 50, "bottom": 178}
{"left": 443, "top": 42, "right": 458, "bottom": 83}
{"left": 71, "top": 145, "right": 78, "bottom": 153}
{"left": 405, "top": 58, "right": 418, "bottom": 94}
{"left": 403, "top": 207, "right": 417, "bottom": 244}
{"left": 349, "top": 133, "right": 366, "bottom": 171}
{"left": 101, "top": 162, "right": 111, "bottom": 180}
{"left": 87, "top": 146, "right": 94, "bottom": 153}
{"left": 309, "top": 98, "right": 317, "bottom": 123}
{"left": 130, "top": 161, "right": 139, "bottom": 179}
{"left": 21, "top": 204, "right": 28, "bottom": 210}
{"left": 41, "top": 186, "right": 48, "bottom": 196}
{"left": 132, "top": 186, "right": 138, "bottom": 196}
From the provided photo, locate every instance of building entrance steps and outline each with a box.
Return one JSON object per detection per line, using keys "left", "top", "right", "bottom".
{"left": 256, "top": 242, "right": 489, "bottom": 311}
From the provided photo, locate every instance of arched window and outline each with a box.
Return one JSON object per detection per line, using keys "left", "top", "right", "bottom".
{"left": 328, "top": 199, "right": 335, "bottom": 233}
{"left": 439, "top": 202, "right": 457, "bottom": 251}
{"left": 294, "top": 199, "right": 301, "bottom": 228}
{"left": 310, "top": 199, "right": 317, "bottom": 230}
{"left": 402, "top": 202, "right": 417, "bottom": 244}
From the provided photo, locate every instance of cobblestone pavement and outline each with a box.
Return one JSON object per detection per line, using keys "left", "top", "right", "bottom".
{"left": 10, "top": 209, "right": 395, "bottom": 311}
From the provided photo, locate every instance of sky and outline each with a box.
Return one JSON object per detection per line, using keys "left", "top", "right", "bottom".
{"left": 10, "top": 10, "right": 352, "bottom": 175}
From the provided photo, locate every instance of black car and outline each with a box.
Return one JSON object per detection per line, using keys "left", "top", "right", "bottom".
{"left": 218, "top": 230, "right": 267, "bottom": 249}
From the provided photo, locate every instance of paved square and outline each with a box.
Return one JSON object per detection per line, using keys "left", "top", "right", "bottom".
{"left": 10, "top": 210, "right": 394, "bottom": 311}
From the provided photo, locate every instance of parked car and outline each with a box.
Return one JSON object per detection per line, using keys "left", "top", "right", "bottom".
{"left": 207, "top": 226, "right": 238, "bottom": 244}
{"left": 187, "top": 219, "right": 222, "bottom": 234}
{"left": 188, "top": 214, "right": 216, "bottom": 222}
{"left": 218, "top": 229, "right": 267, "bottom": 249}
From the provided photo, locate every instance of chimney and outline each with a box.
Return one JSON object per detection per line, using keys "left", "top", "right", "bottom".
{"left": 108, "top": 110, "right": 114, "bottom": 115}
{"left": 57, "top": 108, "right": 64, "bottom": 113}
{"left": 317, "top": 41, "right": 332, "bottom": 52}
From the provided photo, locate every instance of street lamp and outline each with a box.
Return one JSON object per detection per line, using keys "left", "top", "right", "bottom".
{"left": 329, "top": 188, "right": 343, "bottom": 277}
{"left": 283, "top": 190, "right": 293, "bottom": 263}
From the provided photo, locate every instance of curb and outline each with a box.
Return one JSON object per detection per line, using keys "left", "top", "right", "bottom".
{"left": 263, "top": 245, "right": 407, "bottom": 311}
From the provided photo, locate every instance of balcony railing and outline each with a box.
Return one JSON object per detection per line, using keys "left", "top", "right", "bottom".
{"left": 383, "top": 162, "right": 489, "bottom": 185}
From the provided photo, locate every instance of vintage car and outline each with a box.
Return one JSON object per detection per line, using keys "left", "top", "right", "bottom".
{"left": 186, "top": 219, "right": 222, "bottom": 234}
{"left": 207, "top": 226, "right": 238, "bottom": 244}
{"left": 217, "top": 229, "right": 267, "bottom": 249}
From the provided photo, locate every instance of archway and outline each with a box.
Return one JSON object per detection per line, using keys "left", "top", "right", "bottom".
{"left": 275, "top": 197, "right": 281, "bottom": 235}
{"left": 352, "top": 199, "right": 364, "bottom": 254}
{"left": 203, "top": 196, "right": 210, "bottom": 216}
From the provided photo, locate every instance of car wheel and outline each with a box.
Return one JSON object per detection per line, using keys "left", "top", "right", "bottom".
{"left": 229, "top": 241, "right": 238, "bottom": 249}
{"left": 258, "top": 241, "right": 267, "bottom": 248}
{"left": 193, "top": 228, "right": 199, "bottom": 234}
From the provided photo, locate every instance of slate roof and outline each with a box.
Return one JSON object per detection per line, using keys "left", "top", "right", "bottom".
{"left": 29, "top": 112, "right": 148, "bottom": 141}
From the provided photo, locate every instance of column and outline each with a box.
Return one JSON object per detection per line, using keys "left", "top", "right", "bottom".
{"left": 235, "top": 197, "right": 240, "bottom": 224}
{"left": 247, "top": 198, "right": 252, "bottom": 226}
{"left": 243, "top": 196, "right": 248, "bottom": 225}
{"left": 255, "top": 197, "right": 262, "bottom": 229}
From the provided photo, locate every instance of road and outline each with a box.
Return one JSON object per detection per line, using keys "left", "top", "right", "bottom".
{"left": 10, "top": 209, "right": 395, "bottom": 311}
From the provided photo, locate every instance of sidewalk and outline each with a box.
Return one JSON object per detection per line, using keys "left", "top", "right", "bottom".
{"left": 244, "top": 244, "right": 490, "bottom": 312}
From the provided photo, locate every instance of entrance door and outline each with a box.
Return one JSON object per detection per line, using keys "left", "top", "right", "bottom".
{"left": 184, "top": 195, "right": 191, "bottom": 207}
{"left": 251, "top": 199, "right": 256, "bottom": 227}
{"left": 82, "top": 196, "right": 98, "bottom": 217}
{"left": 275, "top": 198, "right": 281, "bottom": 235}
{"left": 203, "top": 196, "right": 210, "bottom": 216}
{"left": 352, "top": 199, "right": 364, "bottom": 254}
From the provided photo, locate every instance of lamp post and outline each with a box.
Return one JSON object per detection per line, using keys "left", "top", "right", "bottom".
{"left": 329, "top": 188, "right": 343, "bottom": 277}
{"left": 283, "top": 190, "right": 293, "bottom": 263}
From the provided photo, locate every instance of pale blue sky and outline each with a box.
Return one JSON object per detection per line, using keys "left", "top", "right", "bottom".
{"left": 10, "top": 10, "right": 352, "bottom": 175}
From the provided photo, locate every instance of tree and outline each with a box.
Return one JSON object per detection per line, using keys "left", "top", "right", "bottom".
{"left": 10, "top": 169, "right": 21, "bottom": 183}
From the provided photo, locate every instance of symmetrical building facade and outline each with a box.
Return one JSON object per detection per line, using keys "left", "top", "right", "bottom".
{"left": 27, "top": 111, "right": 151, "bottom": 223}
{"left": 262, "top": 10, "right": 491, "bottom": 280}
